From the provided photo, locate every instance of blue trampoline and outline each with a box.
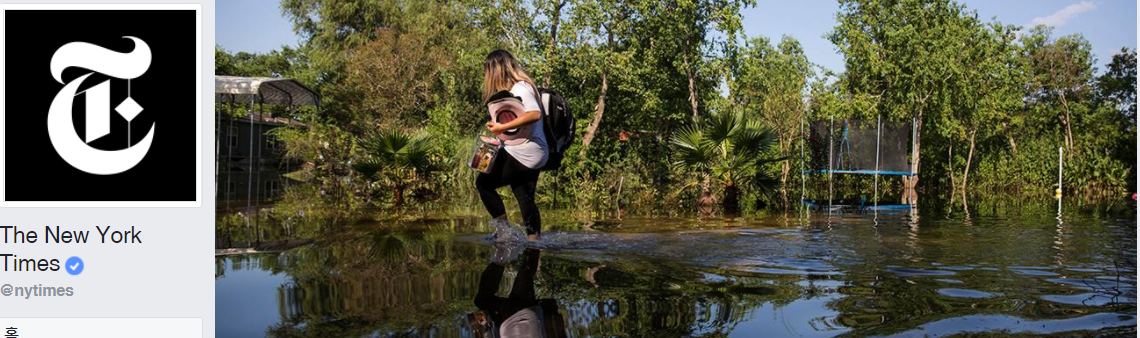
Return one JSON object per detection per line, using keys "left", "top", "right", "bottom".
{"left": 799, "top": 116, "right": 918, "bottom": 209}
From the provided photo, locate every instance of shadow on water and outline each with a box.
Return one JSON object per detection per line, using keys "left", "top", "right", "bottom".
{"left": 216, "top": 204, "right": 1136, "bottom": 337}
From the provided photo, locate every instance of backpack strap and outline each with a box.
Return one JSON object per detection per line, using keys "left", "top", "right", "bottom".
{"left": 541, "top": 92, "right": 551, "bottom": 115}
{"left": 530, "top": 83, "right": 554, "bottom": 140}
{"left": 529, "top": 83, "right": 546, "bottom": 117}
{"left": 534, "top": 85, "right": 559, "bottom": 162}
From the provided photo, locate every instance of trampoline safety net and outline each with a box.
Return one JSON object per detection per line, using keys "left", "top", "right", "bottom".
{"left": 805, "top": 119, "right": 913, "bottom": 175}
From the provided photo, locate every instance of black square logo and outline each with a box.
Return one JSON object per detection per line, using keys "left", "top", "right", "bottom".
{"left": 1, "top": 5, "right": 201, "bottom": 206}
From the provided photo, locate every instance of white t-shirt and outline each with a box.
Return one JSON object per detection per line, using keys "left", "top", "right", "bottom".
{"left": 504, "top": 81, "right": 548, "bottom": 169}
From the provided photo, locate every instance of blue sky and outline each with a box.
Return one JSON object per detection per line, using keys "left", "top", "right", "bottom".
{"left": 217, "top": 0, "right": 1137, "bottom": 74}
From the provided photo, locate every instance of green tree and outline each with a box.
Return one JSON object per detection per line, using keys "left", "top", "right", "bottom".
{"left": 281, "top": 0, "right": 496, "bottom": 133}
{"left": 1098, "top": 47, "right": 1136, "bottom": 121}
{"left": 564, "top": 0, "right": 635, "bottom": 158}
{"left": 828, "top": 0, "right": 981, "bottom": 189}
{"left": 945, "top": 21, "right": 1022, "bottom": 198}
{"left": 343, "top": 28, "right": 451, "bottom": 130}
{"left": 733, "top": 35, "right": 813, "bottom": 208}
{"left": 1096, "top": 47, "right": 1137, "bottom": 185}
{"left": 632, "top": 0, "right": 754, "bottom": 120}
{"left": 352, "top": 129, "right": 440, "bottom": 206}
{"left": 1021, "top": 25, "right": 1095, "bottom": 157}
{"left": 215, "top": 45, "right": 316, "bottom": 84}
{"left": 670, "top": 110, "right": 781, "bottom": 214}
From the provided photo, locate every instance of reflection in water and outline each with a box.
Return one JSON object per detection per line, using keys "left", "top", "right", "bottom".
{"left": 471, "top": 247, "right": 565, "bottom": 338}
{"left": 216, "top": 207, "right": 1136, "bottom": 337}
{"left": 1055, "top": 195, "right": 1066, "bottom": 267}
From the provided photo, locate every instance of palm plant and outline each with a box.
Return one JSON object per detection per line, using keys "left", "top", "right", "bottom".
{"left": 352, "top": 129, "right": 437, "bottom": 206}
{"left": 671, "top": 109, "right": 783, "bottom": 214}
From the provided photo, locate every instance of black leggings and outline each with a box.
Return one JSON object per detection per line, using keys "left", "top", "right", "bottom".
{"left": 476, "top": 148, "right": 541, "bottom": 235}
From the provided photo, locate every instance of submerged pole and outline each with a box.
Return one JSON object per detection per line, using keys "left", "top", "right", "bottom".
{"left": 875, "top": 115, "right": 880, "bottom": 207}
{"left": 255, "top": 104, "right": 262, "bottom": 206}
{"left": 225, "top": 100, "right": 234, "bottom": 212}
{"left": 255, "top": 102, "right": 264, "bottom": 245}
{"left": 223, "top": 97, "right": 232, "bottom": 246}
{"left": 801, "top": 110, "right": 806, "bottom": 214}
{"left": 1056, "top": 147, "right": 1064, "bottom": 258}
{"left": 1057, "top": 147, "right": 1064, "bottom": 198}
{"left": 246, "top": 97, "right": 255, "bottom": 248}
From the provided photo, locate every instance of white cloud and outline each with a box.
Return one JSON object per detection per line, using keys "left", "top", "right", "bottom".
{"left": 1029, "top": 1, "right": 1098, "bottom": 28}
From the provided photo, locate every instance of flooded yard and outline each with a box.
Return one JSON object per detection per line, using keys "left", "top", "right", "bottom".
{"left": 216, "top": 206, "right": 1136, "bottom": 337}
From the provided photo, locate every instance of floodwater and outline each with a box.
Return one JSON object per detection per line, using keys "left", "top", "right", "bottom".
{"left": 216, "top": 206, "right": 1136, "bottom": 337}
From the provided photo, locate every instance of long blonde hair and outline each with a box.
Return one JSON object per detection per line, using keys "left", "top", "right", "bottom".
{"left": 483, "top": 50, "right": 537, "bottom": 103}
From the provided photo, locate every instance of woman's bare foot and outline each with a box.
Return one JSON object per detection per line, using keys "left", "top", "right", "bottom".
{"left": 527, "top": 234, "right": 538, "bottom": 241}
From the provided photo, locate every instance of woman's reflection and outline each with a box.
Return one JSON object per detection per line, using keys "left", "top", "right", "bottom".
{"left": 470, "top": 246, "right": 566, "bottom": 338}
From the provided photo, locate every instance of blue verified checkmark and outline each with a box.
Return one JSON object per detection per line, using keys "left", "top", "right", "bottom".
{"left": 65, "top": 256, "right": 83, "bottom": 275}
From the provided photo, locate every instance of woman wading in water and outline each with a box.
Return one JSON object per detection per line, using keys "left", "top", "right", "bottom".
{"left": 477, "top": 50, "right": 547, "bottom": 241}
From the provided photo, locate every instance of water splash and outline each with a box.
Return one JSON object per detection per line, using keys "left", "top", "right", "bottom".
{"left": 486, "top": 218, "right": 527, "bottom": 244}
{"left": 486, "top": 219, "right": 528, "bottom": 265}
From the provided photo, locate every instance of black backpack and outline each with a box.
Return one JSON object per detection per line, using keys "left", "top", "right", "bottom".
{"left": 535, "top": 87, "right": 574, "bottom": 171}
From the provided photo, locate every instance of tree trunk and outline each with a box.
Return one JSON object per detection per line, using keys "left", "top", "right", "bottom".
{"left": 697, "top": 175, "right": 716, "bottom": 217}
{"left": 683, "top": 36, "right": 698, "bottom": 120}
{"left": 902, "top": 113, "right": 923, "bottom": 204}
{"left": 394, "top": 186, "right": 405, "bottom": 206}
{"left": 543, "top": 0, "right": 565, "bottom": 87}
{"left": 907, "top": 94, "right": 931, "bottom": 191}
{"left": 780, "top": 161, "right": 790, "bottom": 210}
{"left": 725, "top": 72, "right": 733, "bottom": 101}
{"left": 1059, "top": 92, "right": 1075, "bottom": 156}
{"left": 580, "top": 63, "right": 607, "bottom": 158}
{"left": 723, "top": 182, "right": 739, "bottom": 216}
{"left": 962, "top": 129, "right": 976, "bottom": 201}
{"left": 687, "top": 66, "right": 699, "bottom": 120}
{"left": 579, "top": 29, "right": 606, "bottom": 157}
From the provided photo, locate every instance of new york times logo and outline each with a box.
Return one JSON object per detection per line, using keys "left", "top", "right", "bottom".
{"left": 0, "top": 5, "right": 201, "bottom": 206}
{"left": 48, "top": 36, "right": 153, "bottom": 175}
